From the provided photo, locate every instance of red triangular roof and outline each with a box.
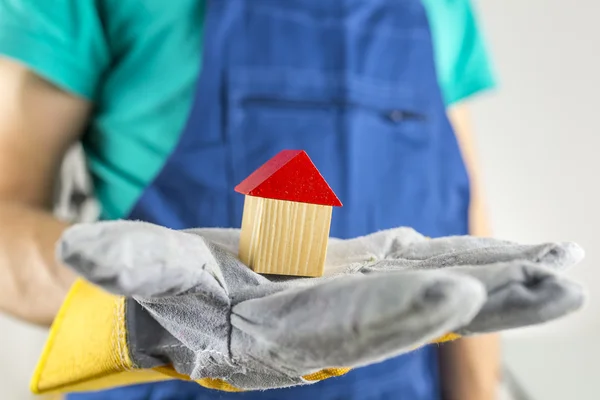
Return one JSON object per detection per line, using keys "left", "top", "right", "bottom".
{"left": 234, "top": 150, "right": 342, "bottom": 207}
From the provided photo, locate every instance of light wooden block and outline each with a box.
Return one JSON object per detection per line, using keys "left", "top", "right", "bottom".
{"left": 239, "top": 195, "right": 332, "bottom": 277}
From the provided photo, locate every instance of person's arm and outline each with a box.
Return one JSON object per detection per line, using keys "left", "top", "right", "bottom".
{"left": 0, "top": 57, "right": 91, "bottom": 326}
{"left": 438, "top": 103, "right": 502, "bottom": 400}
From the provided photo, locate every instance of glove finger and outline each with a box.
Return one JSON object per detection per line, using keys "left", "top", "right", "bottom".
{"left": 324, "top": 228, "right": 426, "bottom": 274}
{"left": 230, "top": 271, "right": 486, "bottom": 372}
{"left": 393, "top": 235, "right": 516, "bottom": 259}
{"left": 377, "top": 241, "right": 584, "bottom": 271}
{"left": 392, "top": 237, "right": 585, "bottom": 270}
{"left": 58, "top": 220, "right": 230, "bottom": 298}
{"left": 328, "top": 229, "right": 515, "bottom": 262}
{"left": 446, "top": 262, "right": 586, "bottom": 334}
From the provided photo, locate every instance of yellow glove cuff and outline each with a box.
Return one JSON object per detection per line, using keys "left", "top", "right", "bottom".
{"left": 30, "top": 278, "right": 169, "bottom": 394}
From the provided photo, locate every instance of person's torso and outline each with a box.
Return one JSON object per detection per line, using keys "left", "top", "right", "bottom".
{"left": 72, "top": 1, "right": 470, "bottom": 399}
{"left": 81, "top": 0, "right": 471, "bottom": 225}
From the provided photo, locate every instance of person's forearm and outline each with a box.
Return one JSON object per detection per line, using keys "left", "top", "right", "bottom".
{"left": 0, "top": 59, "right": 90, "bottom": 327}
{"left": 438, "top": 202, "right": 501, "bottom": 400}
{"left": 0, "top": 201, "right": 76, "bottom": 326}
{"left": 439, "top": 334, "right": 501, "bottom": 400}
{"left": 439, "top": 104, "right": 501, "bottom": 400}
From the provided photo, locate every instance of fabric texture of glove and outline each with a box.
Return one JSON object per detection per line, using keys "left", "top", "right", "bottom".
{"left": 30, "top": 221, "right": 586, "bottom": 394}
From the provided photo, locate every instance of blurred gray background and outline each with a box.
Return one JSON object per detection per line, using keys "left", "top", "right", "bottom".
{"left": 471, "top": 0, "right": 599, "bottom": 399}
{"left": 1, "top": 0, "right": 597, "bottom": 398}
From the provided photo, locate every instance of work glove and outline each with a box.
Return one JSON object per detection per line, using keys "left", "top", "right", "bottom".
{"left": 30, "top": 221, "right": 585, "bottom": 395}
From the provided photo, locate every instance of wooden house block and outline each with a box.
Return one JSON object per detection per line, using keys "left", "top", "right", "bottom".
{"left": 235, "top": 150, "right": 342, "bottom": 277}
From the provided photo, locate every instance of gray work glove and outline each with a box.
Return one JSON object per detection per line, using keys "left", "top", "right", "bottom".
{"left": 57, "top": 221, "right": 585, "bottom": 391}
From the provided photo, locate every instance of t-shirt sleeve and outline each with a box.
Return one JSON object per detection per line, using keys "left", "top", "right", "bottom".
{"left": 423, "top": 0, "right": 497, "bottom": 105}
{"left": 0, "top": 0, "right": 110, "bottom": 100}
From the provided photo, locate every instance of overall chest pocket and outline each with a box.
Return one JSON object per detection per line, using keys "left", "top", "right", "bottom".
{"left": 227, "top": 68, "right": 432, "bottom": 170}
{"left": 225, "top": 67, "right": 437, "bottom": 229}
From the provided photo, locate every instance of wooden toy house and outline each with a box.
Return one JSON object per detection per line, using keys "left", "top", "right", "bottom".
{"left": 235, "top": 150, "right": 342, "bottom": 277}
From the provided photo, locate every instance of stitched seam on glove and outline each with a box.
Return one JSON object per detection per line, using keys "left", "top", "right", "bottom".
{"left": 115, "top": 296, "right": 129, "bottom": 370}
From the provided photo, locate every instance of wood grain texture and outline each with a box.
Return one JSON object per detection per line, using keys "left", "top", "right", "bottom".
{"left": 239, "top": 195, "right": 331, "bottom": 277}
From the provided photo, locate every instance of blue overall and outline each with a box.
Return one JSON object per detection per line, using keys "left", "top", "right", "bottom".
{"left": 68, "top": 0, "right": 470, "bottom": 399}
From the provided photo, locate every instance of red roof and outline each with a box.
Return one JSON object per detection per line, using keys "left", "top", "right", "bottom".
{"left": 234, "top": 150, "right": 342, "bottom": 207}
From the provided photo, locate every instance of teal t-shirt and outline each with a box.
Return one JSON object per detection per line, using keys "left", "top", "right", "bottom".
{"left": 0, "top": 0, "right": 496, "bottom": 221}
